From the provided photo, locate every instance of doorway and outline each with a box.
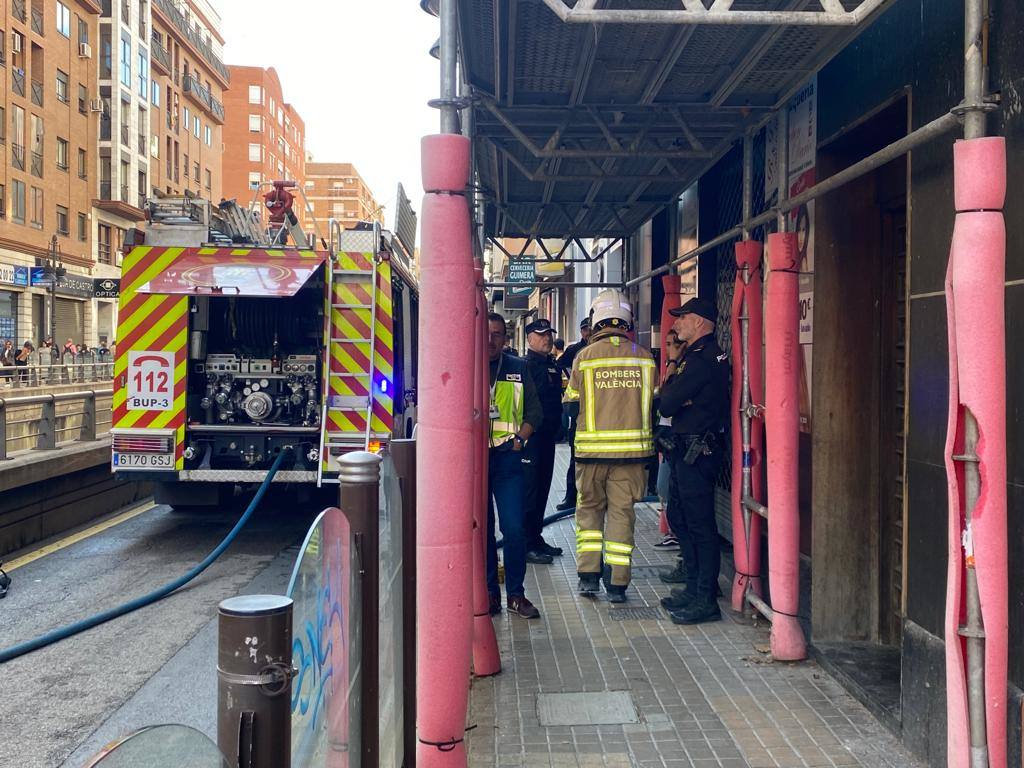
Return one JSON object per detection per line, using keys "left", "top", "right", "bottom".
{"left": 810, "top": 95, "right": 910, "bottom": 724}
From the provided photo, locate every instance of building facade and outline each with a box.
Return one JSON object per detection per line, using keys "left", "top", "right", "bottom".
{"left": 0, "top": 0, "right": 104, "bottom": 348}
{"left": 149, "top": 0, "right": 226, "bottom": 204}
{"left": 222, "top": 65, "right": 304, "bottom": 215}
{"left": 302, "top": 161, "right": 382, "bottom": 235}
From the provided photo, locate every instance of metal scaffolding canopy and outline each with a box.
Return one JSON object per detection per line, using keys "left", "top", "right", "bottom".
{"left": 461, "top": 0, "right": 895, "bottom": 242}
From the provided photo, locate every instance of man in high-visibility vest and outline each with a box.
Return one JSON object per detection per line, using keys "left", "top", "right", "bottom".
{"left": 564, "top": 291, "right": 655, "bottom": 603}
{"left": 487, "top": 312, "right": 544, "bottom": 619}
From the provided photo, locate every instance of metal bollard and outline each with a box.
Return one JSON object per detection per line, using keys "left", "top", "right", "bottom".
{"left": 217, "top": 595, "right": 294, "bottom": 768}
{"left": 339, "top": 451, "right": 381, "bottom": 768}
{"left": 390, "top": 438, "right": 417, "bottom": 767}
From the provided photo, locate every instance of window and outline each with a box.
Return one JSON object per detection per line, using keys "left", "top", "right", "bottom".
{"left": 183, "top": 106, "right": 190, "bottom": 125}
{"left": 204, "top": 126, "right": 211, "bottom": 146}
{"left": 248, "top": 143, "right": 261, "bottom": 162}
{"left": 268, "top": 97, "right": 275, "bottom": 115}
{"left": 30, "top": 187, "right": 43, "bottom": 228}
{"left": 150, "top": 79, "right": 159, "bottom": 106}
{"left": 56, "top": 2, "right": 71, "bottom": 37}
{"left": 0, "top": 107, "right": 5, "bottom": 143}
{"left": 56, "top": 205, "right": 69, "bottom": 235}
{"left": 204, "top": 168, "right": 210, "bottom": 190}
{"left": 56, "top": 70, "right": 70, "bottom": 103}
{"left": 56, "top": 137, "right": 68, "bottom": 170}
{"left": 78, "top": 83, "right": 87, "bottom": 113}
{"left": 77, "top": 16, "right": 88, "bottom": 46}
{"left": 183, "top": 153, "right": 189, "bottom": 177}
{"left": 0, "top": 185, "right": 5, "bottom": 219}
{"left": 193, "top": 160, "right": 199, "bottom": 180}
{"left": 77, "top": 212, "right": 87, "bottom": 241}
{"left": 120, "top": 34, "right": 131, "bottom": 88}
{"left": 137, "top": 48, "right": 148, "bottom": 99}
{"left": 248, "top": 114, "right": 261, "bottom": 132}
{"left": 100, "top": 28, "right": 112, "bottom": 79}
{"left": 193, "top": 116, "right": 200, "bottom": 138}
{"left": 77, "top": 147, "right": 86, "bottom": 178}
{"left": 248, "top": 85, "right": 261, "bottom": 105}
{"left": 248, "top": 172, "right": 261, "bottom": 190}
{"left": 11, "top": 180, "right": 25, "bottom": 224}
{"left": 98, "top": 223, "right": 112, "bottom": 264}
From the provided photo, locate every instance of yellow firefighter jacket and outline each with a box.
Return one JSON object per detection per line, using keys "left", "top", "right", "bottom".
{"left": 563, "top": 327, "right": 655, "bottom": 461}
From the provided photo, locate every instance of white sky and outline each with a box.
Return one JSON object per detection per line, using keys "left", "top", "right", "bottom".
{"left": 220, "top": 0, "right": 441, "bottom": 230}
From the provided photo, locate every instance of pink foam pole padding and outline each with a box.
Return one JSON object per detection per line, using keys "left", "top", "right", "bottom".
{"left": 730, "top": 240, "right": 764, "bottom": 611}
{"left": 764, "top": 232, "right": 806, "bottom": 661}
{"left": 471, "top": 288, "right": 501, "bottom": 677}
{"left": 417, "top": 134, "right": 474, "bottom": 768}
{"left": 944, "top": 137, "right": 1008, "bottom": 768}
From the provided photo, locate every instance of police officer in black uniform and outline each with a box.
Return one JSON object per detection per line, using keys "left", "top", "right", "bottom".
{"left": 555, "top": 317, "right": 591, "bottom": 510}
{"left": 657, "top": 297, "right": 729, "bottom": 625}
{"left": 522, "top": 318, "right": 565, "bottom": 562}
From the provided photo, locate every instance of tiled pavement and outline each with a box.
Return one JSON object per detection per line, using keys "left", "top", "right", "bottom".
{"left": 466, "top": 448, "right": 923, "bottom": 768}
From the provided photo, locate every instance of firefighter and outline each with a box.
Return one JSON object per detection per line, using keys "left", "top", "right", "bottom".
{"left": 487, "top": 312, "right": 544, "bottom": 619}
{"left": 522, "top": 318, "right": 564, "bottom": 563}
{"left": 657, "top": 297, "right": 729, "bottom": 625}
{"left": 555, "top": 317, "right": 591, "bottom": 511}
{"left": 564, "top": 291, "right": 655, "bottom": 603}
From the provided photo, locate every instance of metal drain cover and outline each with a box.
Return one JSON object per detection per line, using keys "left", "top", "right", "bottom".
{"left": 537, "top": 691, "right": 640, "bottom": 726}
{"left": 609, "top": 606, "right": 663, "bottom": 621}
{"left": 629, "top": 565, "right": 670, "bottom": 580}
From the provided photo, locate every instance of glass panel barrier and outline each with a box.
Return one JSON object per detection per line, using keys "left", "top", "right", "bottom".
{"left": 287, "top": 506, "right": 362, "bottom": 768}
{"left": 83, "top": 724, "right": 229, "bottom": 767}
{"left": 378, "top": 453, "right": 405, "bottom": 768}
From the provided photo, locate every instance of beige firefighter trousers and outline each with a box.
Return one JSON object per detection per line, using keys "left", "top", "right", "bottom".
{"left": 574, "top": 462, "right": 647, "bottom": 586}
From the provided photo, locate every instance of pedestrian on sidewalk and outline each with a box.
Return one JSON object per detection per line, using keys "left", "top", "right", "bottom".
{"left": 655, "top": 330, "right": 687, "bottom": 554}
{"left": 522, "top": 318, "right": 565, "bottom": 564}
{"left": 15, "top": 341, "right": 33, "bottom": 382}
{"left": 658, "top": 297, "right": 729, "bottom": 625}
{"left": 1, "top": 339, "right": 14, "bottom": 384}
{"left": 556, "top": 317, "right": 591, "bottom": 510}
{"left": 486, "top": 312, "right": 544, "bottom": 620}
{"left": 565, "top": 291, "right": 655, "bottom": 603}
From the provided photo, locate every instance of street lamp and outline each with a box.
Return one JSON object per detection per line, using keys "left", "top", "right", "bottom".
{"left": 45, "top": 235, "right": 66, "bottom": 354}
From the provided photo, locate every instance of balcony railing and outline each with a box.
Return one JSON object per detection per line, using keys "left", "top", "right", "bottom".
{"left": 182, "top": 73, "right": 224, "bottom": 124}
{"left": 12, "top": 68, "right": 25, "bottom": 97}
{"left": 152, "top": 0, "right": 229, "bottom": 83}
{"left": 12, "top": 144, "right": 25, "bottom": 171}
{"left": 12, "top": 0, "right": 27, "bottom": 23}
{"left": 31, "top": 79, "right": 42, "bottom": 106}
{"left": 98, "top": 241, "right": 112, "bottom": 264}
{"left": 31, "top": 151, "right": 42, "bottom": 177}
{"left": 151, "top": 33, "right": 171, "bottom": 73}
{"left": 120, "top": 124, "right": 129, "bottom": 145}
{"left": 30, "top": 7, "right": 43, "bottom": 35}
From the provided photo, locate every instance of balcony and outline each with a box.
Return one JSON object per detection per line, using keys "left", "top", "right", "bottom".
{"left": 182, "top": 73, "right": 224, "bottom": 124}
{"left": 12, "top": 68, "right": 25, "bottom": 97}
{"left": 31, "top": 151, "right": 42, "bottom": 177}
{"left": 30, "top": 7, "right": 43, "bottom": 35}
{"left": 150, "top": 33, "right": 171, "bottom": 74}
{"left": 152, "top": 0, "right": 229, "bottom": 84}
{"left": 12, "top": 144, "right": 25, "bottom": 171}
{"left": 30, "top": 79, "right": 43, "bottom": 106}
{"left": 12, "top": 0, "right": 26, "bottom": 23}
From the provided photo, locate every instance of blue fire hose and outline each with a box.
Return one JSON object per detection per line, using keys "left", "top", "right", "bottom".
{"left": 0, "top": 448, "right": 291, "bottom": 664}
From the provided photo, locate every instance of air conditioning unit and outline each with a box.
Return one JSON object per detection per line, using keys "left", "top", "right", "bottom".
{"left": 79, "top": 42, "right": 92, "bottom": 58}
{"left": 12, "top": 34, "right": 22, "bottom": 54}
{"left": 90, "top": 99, "right": 104, "bottom": 113}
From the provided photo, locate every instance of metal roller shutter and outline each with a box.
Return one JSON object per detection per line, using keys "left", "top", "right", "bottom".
{"left": 54, "top": 298, "right": 85, "bottom": 349}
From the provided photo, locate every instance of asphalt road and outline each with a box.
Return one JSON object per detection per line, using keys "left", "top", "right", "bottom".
{"left": 0, "top": 491, "right": 324, "bottom": 767}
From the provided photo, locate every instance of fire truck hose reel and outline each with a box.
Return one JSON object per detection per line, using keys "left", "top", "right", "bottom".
{"left": 0, "top": 448, "right": 292, "bottom": 665}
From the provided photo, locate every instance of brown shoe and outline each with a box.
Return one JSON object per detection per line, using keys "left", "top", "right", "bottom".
{"left": 507, "top": 595, "right": 540, "bottom": 619}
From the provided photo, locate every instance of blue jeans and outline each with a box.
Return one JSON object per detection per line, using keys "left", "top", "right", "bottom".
{"left": 487, "top": 448, "right": 527, "bottom": 599}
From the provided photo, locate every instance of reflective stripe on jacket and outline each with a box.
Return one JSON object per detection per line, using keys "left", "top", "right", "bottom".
{"left": 565, "top": 328, "right": 655, "bottom": 460}
{"left": 490, "top": 355, "right": 526, "bottom": 448}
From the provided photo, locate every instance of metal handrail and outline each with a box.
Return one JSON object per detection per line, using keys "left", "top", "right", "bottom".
{"left": 0, "top": 387, "right": 114, "bottom": 459}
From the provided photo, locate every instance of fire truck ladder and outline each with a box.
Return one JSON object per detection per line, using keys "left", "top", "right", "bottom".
{"left": 317, "top": 222, "right": 382, "bottom": 486}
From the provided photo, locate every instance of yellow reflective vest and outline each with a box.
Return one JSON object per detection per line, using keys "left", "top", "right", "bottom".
{"left": 563, "top": 328, "right": 655, "bottom": 460}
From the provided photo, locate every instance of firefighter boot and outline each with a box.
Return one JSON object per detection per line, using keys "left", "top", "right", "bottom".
{"left": 578, "top": 573, "right": 601, "bottom": 596}
{"left": 606, "top": 584, "right": 628, "bottom": 604}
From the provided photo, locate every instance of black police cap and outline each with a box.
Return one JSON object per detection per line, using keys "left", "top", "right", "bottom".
{"left": 525, "top": 318, "right": 557, "bottom": 336}
{"left": 669, "top": 297, "right": 718, "bottom": 323}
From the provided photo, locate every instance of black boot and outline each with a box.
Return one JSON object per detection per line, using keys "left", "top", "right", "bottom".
{"left": 578, "top": 572, "right": 601, "bottom": 595}
{"left": 556, "top": 499, "right": 575, "bottom": 512}
{"left": 660, "top": 588, "right": 696, "bottom": 611}
{"left": 606, "top": 584, "right": 628, "bottom": 603}
{"left": 659, "top": 560, "right": 687, "bottom": 584}
{"left": 669, "top": 597, "right": 722, "bottom": 625}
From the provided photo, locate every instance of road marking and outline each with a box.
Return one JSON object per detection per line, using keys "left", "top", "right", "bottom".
{"left": 3, "top": 501, "right": 157, "bottom": 572}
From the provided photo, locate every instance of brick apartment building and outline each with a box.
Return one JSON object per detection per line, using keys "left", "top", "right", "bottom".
{"left": 303, "top": 162, "right": 383, "bottom": 235}
{"left": 149, "top": 0, "right": 227, "bottom": 204}
{"left": 222, "top": 65, "right": 305, "bottom": 216}
{"left": 0, "top": 0, "right": 102, "bottom": 347}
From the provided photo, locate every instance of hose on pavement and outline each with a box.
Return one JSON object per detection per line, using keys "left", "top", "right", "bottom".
{"left": 0, "top": 448, "right": 291, "bottom": 664}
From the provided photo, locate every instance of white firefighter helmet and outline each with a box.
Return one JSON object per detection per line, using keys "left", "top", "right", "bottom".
{"left": 589, "top": 289, "right": 633, "bottom": 330}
